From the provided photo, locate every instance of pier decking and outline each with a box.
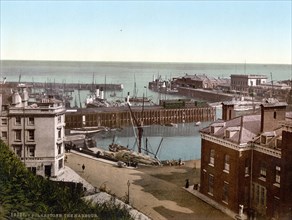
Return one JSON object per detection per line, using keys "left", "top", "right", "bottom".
{"left": 65, "top": 105, "right": 216, "bottom": 129}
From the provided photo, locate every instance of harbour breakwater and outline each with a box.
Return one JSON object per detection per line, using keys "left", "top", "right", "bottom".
{"left": 176, "top": 87, "right": 234, "bottom": 102}
{"left": 65, "top": 106, "right": 216, "bottom": 129}
{"left": 3, "top": 81, "right": 123, "bottom": 92}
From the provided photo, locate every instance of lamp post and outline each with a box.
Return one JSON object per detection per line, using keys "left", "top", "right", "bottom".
{"left": 127, "top": 180, "right": 130, "bottom": 204}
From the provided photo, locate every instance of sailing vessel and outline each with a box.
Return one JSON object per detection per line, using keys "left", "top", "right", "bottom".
{"left": 127, "top": 75, "right": 152, "bottom": 105}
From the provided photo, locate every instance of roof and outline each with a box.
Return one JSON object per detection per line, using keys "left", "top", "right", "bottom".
{"left": 180, "top": 74, "right": 219, "bottom": 82}
{"left": 201, "top": 115, "right": 261, "bottom": 145}
{"left": 230, "top": 74, "right": 267, "bottom": 79}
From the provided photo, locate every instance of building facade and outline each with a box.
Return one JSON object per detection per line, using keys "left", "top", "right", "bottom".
{"left": 230, "top": 74, "right": 267, "bottom": 94}
{"left": 173, "top": 74, "right": 228, "bottom": 89}
{"left": 0, "top": 86, "right": 66, "bottom": 177}
{"left": 199, "top": 100, "right": 292, "bottom": 219}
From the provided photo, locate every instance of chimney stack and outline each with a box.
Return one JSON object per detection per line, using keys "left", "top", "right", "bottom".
{"left": 260, "top": 98, "right": 287, "bottom": 132}
{"left": 222, "top": 102, "right": 235, "bottom": 121}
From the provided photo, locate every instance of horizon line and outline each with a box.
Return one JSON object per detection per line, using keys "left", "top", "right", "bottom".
{"left": 1, "top": 59, "right": 291, "bottom": 66}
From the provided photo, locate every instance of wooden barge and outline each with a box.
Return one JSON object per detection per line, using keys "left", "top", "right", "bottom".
{"left": 65, "top": 105, "right": 216, "bottom": 129}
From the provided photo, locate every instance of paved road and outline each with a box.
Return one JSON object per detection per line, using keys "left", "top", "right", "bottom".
{"left": 66, "top": 152, "right": 231, "bottom": 220}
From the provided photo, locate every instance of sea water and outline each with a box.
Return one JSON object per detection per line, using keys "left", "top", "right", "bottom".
{"left": 1, "top": 60, "right": 291, "bottom": 160}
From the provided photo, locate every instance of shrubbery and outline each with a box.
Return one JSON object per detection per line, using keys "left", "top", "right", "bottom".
{"left": 0, "top": 140, "right": 133, "bottom": 219}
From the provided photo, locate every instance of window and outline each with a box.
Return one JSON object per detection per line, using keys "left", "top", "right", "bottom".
{"left": 1, "top": 118, "right": 7, "bottom": 125}
{"left": 254, "top": 184, "right": 260, "bottom": 205}
{"left": 1, "top": 131, "right": 7, "bottom": 139}
{"left": 27, "top": 146, "right": 35, "bottom": 157}
{"left": 273, "top": 111, "right": 277, "bottom": 119}
{"left": 260, "top": 187, "right": 265, "bottom": 205}
{"left": 58, "top": 159, "right": 63, "bottom": 170}
{"left": 14, "top": 146, "right": 22, "bottom": 157}
{"left": 209, "top": 149, "right": 215, "bottom": 166}
{"left": 261, "top": 135, "right": 266, "bottom": 144}
{"left": 222, "top": 182, "right": 229, "bottom": 203}
{"left": 244, "top": 186, "right": 249, "bottom": 206}
{"left": 57, "top": 143, "right": 62, "bottom": 155}
{"left": 275, "top": 166, "right": 281, "bottom": 184}
{"left": 15, "top": 117, "right": 21, "bottom": 125}
{"left": 224, "top": 154, "right": 230, "bottom": 172}
{"left": 245, "top": 159, "right": 250, "bottom": 176}
{"left": 228, "top": 110, "right": 232, "bottom": 121}
{"left": 28, "top": 130, "right": 35, "bottom": 141}
{"left": 28, "top": 117, "right": 34, "bottom": 125}
{"left": 58, "top": 116, "right": 62, "bottom": 124}
{"left": 208, "top": 174, "right": 214, "bottom": 195}
{"left": 260, "top": 164, "right": 267, "bottom": 180}
{"left": 28, "top": 167, "right": 36, "bottom": 175}
{"left": 15, "top": 130, "right": 22, "bottom": 141}
{"left": 58, "top": 128, "right": 62, "bottom": 139}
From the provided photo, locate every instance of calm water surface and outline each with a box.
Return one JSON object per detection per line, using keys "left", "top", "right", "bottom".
{"left": 1, "top": 61, "right": 290, "bottom": 160}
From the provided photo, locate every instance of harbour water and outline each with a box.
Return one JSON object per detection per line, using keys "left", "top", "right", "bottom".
{"left": 91, "top": 121, "right": 211, "bottom": 161}
{"left": 1, "top": 60, "right": 291, "bottom": 160}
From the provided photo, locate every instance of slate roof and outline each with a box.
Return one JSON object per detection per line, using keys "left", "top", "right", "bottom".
{"left": 201, "top": 115, "right": 261, "bottom": 145}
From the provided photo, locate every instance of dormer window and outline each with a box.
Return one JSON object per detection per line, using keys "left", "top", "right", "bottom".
{"left": 225, "top": 127, "right": 240, "bottom": 139}
{"left": 211, "top": 126, "right": 222, "bottom": 134}
{"left": 210, "top": 122, "right": 225, "bottom": 134}
{"left": 261, "top": 132, "right": 275, "bottom": 145}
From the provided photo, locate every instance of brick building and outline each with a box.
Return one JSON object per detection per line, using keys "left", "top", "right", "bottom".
{"left": 199, "top": 99, "right": 292, "bottom": 219}
{"left": 173, "top": 74, "right": 228, "bottom": 89}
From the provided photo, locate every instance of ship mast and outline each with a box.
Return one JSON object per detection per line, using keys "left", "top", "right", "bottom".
{"left": 127, "top": 103, "right": 143, "bottom": 153}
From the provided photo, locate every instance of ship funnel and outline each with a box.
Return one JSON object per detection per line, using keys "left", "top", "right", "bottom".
{"left": 100, "top": 88, "right": 104, "bottom": 100}
{"left": 126, "top": 92, "right": 130, "bottom": 104}
{"left": 95, "top": 87, "right": 100, "bottom": 98}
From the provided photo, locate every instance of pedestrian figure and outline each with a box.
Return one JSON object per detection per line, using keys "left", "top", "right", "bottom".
{"left": 82, "top": 164, "right": 85, "bottom": 172}
{"left": 178, "top": 158, "right": 181, "bottom": 166}
{"left": 185, "top": 179, "right": 189, "bottom": 188}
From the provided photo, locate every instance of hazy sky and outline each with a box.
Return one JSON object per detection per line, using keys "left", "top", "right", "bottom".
{"left": 1, "top": 1, "right": 291, "bottom": 64}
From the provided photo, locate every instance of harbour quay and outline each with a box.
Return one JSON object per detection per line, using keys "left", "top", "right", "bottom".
{"left": 65, "top": 105, "right": 216, "bottom": 129}
{"left": 177, "top": 87, "right": 234, "bottom": 102}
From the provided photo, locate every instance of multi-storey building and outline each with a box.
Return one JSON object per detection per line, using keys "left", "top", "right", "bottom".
{"left": 199, "top": 99, "right": 292, "bottom": 219}
{"left": 230, "top": 74, "right": 267, "bottom": 94}
{"left": 0, "top": 85, "right": 66, "bottom": 177}
{"left": 173, "top": 74, "right": 228, "bottom": 89}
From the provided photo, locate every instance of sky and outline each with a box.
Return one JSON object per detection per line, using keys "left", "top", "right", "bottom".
{"left": 1, "top": 1, "right": 291, "bottom": 64}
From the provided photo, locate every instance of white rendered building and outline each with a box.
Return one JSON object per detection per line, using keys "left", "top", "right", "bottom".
{"left": 0, "top": 85, "right": 66, "bottom": 177}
